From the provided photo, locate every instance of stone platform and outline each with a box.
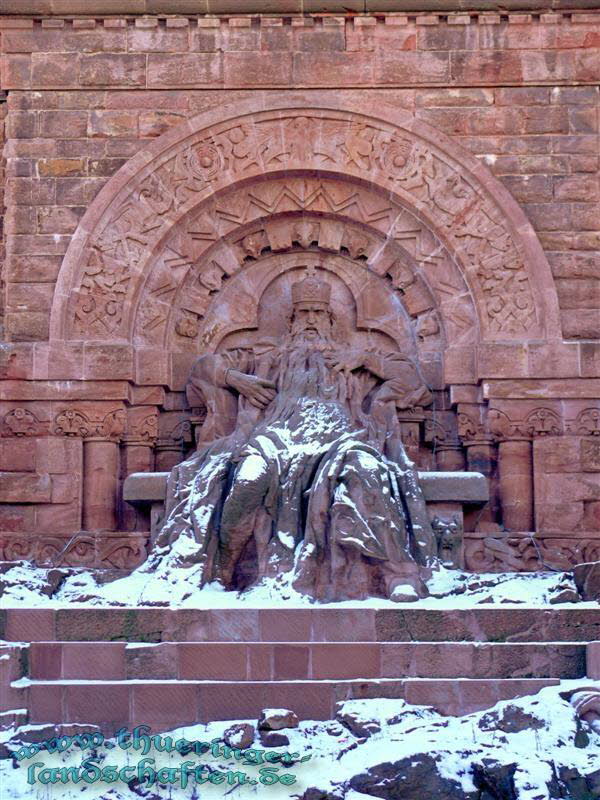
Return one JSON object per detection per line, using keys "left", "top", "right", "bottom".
{"left": 2, "top": 608, "right": 598, "bottom": 735}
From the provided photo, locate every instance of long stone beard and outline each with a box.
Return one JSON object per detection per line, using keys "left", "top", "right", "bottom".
{"left": 288, "top": 318, "right": 334, "bottom": 349}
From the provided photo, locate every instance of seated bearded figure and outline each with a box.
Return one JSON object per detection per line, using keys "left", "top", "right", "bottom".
{"left": 145, "top": 268, "right": 438, "bottom": 601}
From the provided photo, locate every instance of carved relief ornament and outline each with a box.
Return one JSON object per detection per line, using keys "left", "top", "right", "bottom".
{"left": 53, "top": 408, "right": 126, "bottom": 442}
{"left": 50, "top": 100, "right": 559, "bottom": 356}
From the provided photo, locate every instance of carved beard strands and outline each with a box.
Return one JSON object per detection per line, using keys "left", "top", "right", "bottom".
{"left": 265, "top": 343, "right": 345, "bottom": 426}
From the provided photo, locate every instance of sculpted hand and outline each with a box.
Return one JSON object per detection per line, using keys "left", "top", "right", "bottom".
{"left": 226, "top": 370, "right": 277, "bottom": 409}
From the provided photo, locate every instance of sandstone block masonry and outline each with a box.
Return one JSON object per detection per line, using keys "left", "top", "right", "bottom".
{"left": 0, "top": 9, "right": 598, "bottom": 573}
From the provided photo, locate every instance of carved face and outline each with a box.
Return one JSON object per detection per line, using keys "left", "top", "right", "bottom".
{"left": 291, "top": 302, "right": 332, "bottom": 342}
{"left": 431, "top": 515, "right": 462, "bottom": 568}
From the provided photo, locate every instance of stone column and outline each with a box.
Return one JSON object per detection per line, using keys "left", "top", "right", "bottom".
{"left": 498, "top": 439, "right": 534, "bottom": 532}
{"left": 155, "top": 441, "right": 184, "bottom": 472}
{"left": 83, "top": 438, "right": 119, "bottom": 531}
{"left": 54, "top": 406, "right": 125, "bottom": 532}
{"left": 466, "top": 441, "right": 495, "bottom": 475}
{"left": 398, "top": 409, "right": 424, "bottom": 467}
{"left": 436, "top": 445, "right": 466, "bottom": 472}
{"left": 120, "top": 410, "right": 158, "bottom": 531}
{"left": 120, "top": 442, "right": 155, "bottom": 531}
{"left": 465, "top": 439, "right": 500, "bottom": 524}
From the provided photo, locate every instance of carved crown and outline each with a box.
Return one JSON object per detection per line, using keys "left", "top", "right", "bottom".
{"left": 291, "top": 269, "right": 331, "bottom": 306}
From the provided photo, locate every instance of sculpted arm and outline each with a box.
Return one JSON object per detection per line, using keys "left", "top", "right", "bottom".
{"left": 362, "top": 352, "right": 433, "bottom": 409}
{"left": 186, "top": 350, "right": 276, "bottom": 411}
{"left": 186, "top": 350, "right": 246, "bottom": 407}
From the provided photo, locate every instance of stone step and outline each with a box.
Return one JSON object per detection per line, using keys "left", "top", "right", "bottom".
{"left": 0, "top": 644, "right": 26, "bottom": 714}
{"left": 22, "top": 678, "right": 561, "bottom": 729}
{"left": 3, "top": 607, "right": 599, "bottom": 643}
{"left": 27, "top": 641, "right": 587, "bottom": 682}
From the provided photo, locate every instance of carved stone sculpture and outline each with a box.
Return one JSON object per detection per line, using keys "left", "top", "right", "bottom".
{"left": 431, "top": 515, "right": 463, "bottom": 568}
{"left": 141, "top": 267, "right": 438, "bottom": 601}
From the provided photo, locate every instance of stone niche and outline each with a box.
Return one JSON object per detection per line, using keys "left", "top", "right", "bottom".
{"left": 1, "top": 95, "right": 597, "bottom": 576}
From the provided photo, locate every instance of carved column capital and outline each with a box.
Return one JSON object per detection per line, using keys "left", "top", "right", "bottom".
{"left": 1, "top": 407, "right": 46, "bottom": 437}
{"left": 488, "top": 409, "right": 531, "bottom": 443}
{"left": 457, "top": 409, "right": 492, "bottom": 446}
{"left": 53, "top": 407, "right": 126, "bottom": 443}
{"left": 425, "top": 412, "right": 461, "bottom": 449}
{"left": 122, "top": 408, "right": 159, "bottom": 447}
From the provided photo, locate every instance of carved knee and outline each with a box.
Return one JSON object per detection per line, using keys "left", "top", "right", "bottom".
{"left": 220, "top": 454, "right": 270, "bottom": 536}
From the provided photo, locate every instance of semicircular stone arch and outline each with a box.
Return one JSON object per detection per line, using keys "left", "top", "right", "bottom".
{"left": 50, "top": 97, "right": 561, "bottom": 391}
{"left": 134, "top": 181, "right": 476, "bottom": 347}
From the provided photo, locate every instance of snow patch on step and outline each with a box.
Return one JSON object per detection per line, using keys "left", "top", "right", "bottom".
{"left": 0, "top": 561, "right": 586, "bottom": 609}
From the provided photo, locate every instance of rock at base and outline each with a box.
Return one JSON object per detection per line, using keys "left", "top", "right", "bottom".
{"left": 259, "top": 730, "right": 290, "bottom": 747}
{"left": 223, "top": 722, "right": 255, "bottom": 750}
{"left": 258, "top": 708, "right": 299, "bottom": 731}
{"left": 573, "top": 561, "right": 600, "bottom": 601}
{"left": 349, "top": 753, "right": 475, "bottom": 800}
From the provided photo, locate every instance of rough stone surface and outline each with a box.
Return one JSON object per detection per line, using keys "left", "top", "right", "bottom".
{"left": 259, "top": 730, "right": 290, "bottom": 747}
{"left": 350, "top": 753, "right": 474, "bottom": 800}
{"left": 574, "top": 561, "right": 600, "bottom": 601}
{"left": 222, "top": 722, "right": 255, "bottom": 750}
{"left": 548, "top": 766, "right": 600, "bottom": 800}
{"left": 478, "top": 704, "right": 545, "bottom": 733}
{"left": 472, "top": 760, "right": 518, "bottom": 800}
{"left": 336, "top": 706, "right": 382, "bottom": 738}
{"left": 258, "top": 709, "right": 299, "bottom": 731}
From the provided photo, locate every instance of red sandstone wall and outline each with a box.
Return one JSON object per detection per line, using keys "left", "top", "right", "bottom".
{"left": 0, "top": 93, "right": 5, "bottom": 342}
{"left": 0, "top": 11, "right": 598, "bottom": 571}
{"left": 0, "top": 13, "right": 598, "bottom": 342}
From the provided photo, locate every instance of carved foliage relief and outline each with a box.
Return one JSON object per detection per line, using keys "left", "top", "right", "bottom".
{"left": 59, "top": 110, "right": 545, "bottom": 345}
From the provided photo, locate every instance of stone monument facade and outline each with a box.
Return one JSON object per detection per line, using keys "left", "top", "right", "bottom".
{"left": 1, "top": 5, "right": 600, "bottom": 769}
{"left": 0, "top": 4, "right": 599, "bottom": 579}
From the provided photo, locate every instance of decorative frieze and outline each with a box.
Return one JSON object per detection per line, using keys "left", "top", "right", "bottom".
{"left": 54, "top": 408, "right": 126, "bottom": 442}
{"left": 464, "top": 532, "right": 600, "bottom": 573}
{"left": 459, "top": 404, "right": 600, "bottom": 444}
{"left": 0, "top": 531, "right": 147, "bottom": 570}
{"left": 3, "top": 529, "right": 598, "bottom": 574}
{"left": 1, "top": 407, "right": 45, "bottom": 437}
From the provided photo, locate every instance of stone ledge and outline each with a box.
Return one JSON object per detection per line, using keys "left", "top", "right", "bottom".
{"left": 123, "top": 470, "right": 489, "bottom": 504}
{"left": 2, "top": 2, "right": 600, "bottom": 15}
{"left": 25, "top": 640, "right": 588, "bottom": 680}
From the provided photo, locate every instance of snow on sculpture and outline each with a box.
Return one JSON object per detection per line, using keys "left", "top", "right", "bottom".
{"left": 138, "top": 266, "right": 438, "bottom": 602}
